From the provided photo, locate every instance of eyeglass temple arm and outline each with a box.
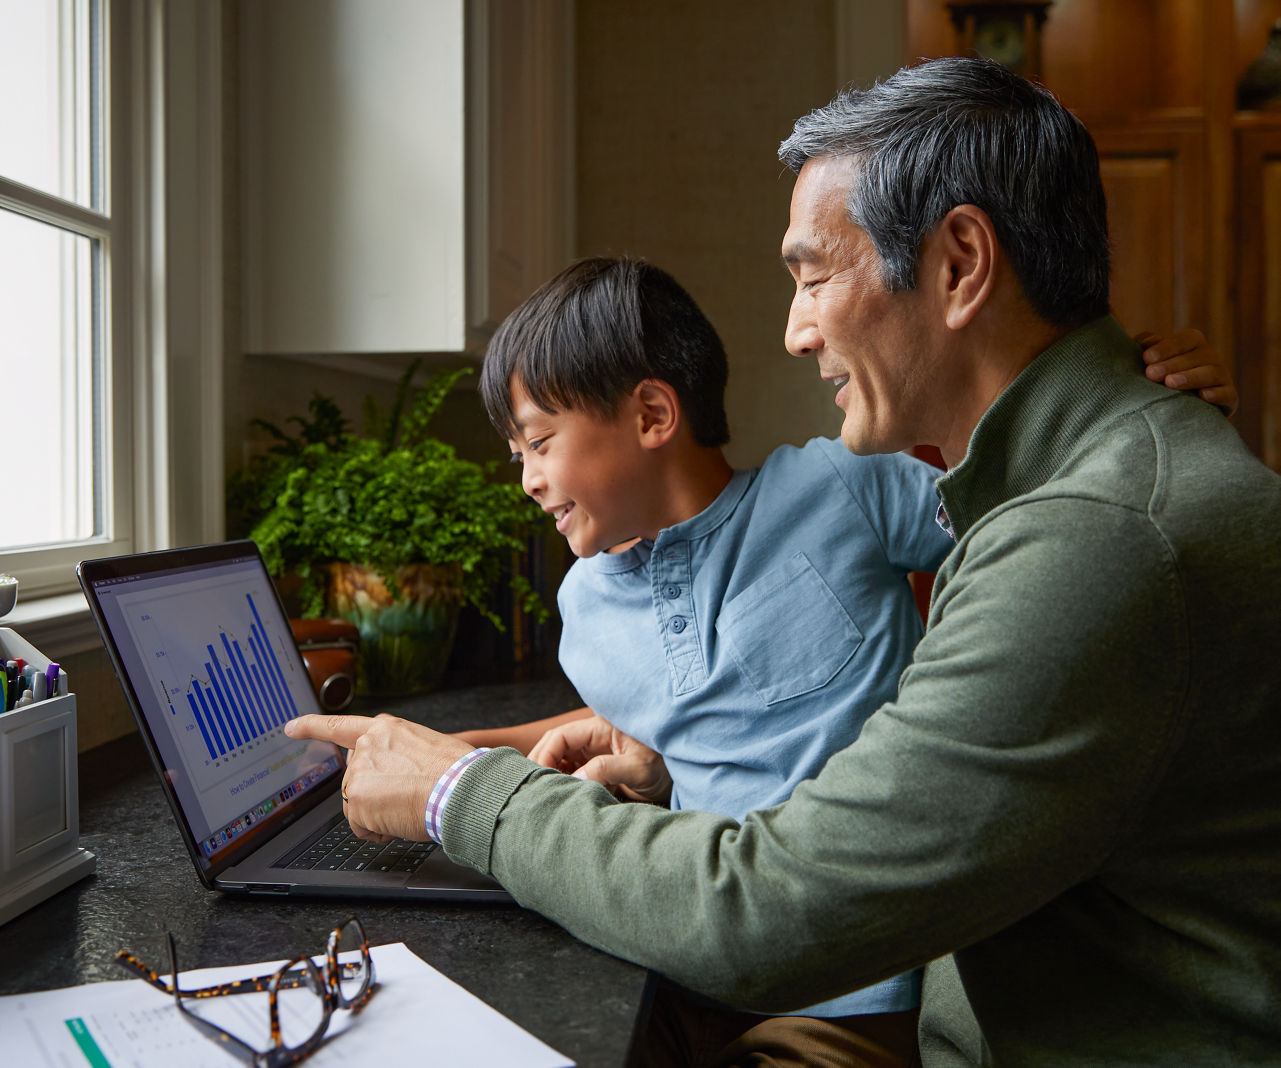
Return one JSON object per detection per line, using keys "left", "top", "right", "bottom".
{"left": 114, "top": 951, "right": 360, "bottom": 998}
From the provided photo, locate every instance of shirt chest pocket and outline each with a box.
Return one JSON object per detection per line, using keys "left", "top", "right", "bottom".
{"left": 716, "top": 552, "right": 863, "bottom": 707}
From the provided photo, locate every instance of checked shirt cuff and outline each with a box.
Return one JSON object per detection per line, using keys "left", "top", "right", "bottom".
{"left": 425, "top": 747, "right": 490, "bottom": 843}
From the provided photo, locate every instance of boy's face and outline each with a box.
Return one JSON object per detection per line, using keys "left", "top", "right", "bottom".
{"left": 506, "top": 378, "right": 651, "bottom": 558}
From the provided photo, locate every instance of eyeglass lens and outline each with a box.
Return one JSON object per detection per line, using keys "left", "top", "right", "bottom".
{"left": 331, "top": 917, "right": 371, "bottom": 1006}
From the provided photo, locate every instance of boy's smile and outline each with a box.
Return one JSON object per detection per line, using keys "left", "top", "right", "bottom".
{"left": 506, "top": 379, "right": 654, "bottom": 558}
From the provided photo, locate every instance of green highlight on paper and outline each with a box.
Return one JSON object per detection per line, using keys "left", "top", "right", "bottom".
{"left": 65, "top": 1018, "right": 113, "bottom": 1068}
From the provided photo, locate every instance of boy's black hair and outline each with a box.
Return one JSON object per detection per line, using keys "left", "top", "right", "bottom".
{"left": 479, "top": 257, "right": 730, "bottom": 447}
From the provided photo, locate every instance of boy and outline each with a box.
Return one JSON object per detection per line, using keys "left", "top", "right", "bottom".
{"left": 465, "top": 256, "right": 1235, "bottom": 1065}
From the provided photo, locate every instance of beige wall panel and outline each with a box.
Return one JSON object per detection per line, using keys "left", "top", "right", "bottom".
{"left": 575, "top": 0, "right": 882, "bottom": 466}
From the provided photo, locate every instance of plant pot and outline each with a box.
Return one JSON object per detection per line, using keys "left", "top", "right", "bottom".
{"left": 325, "top": 562, "right": 462, "bottom": 696}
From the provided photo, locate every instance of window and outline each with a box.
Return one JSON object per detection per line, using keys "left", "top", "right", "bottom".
{"left": 1, "top": 0, "right": 224, "bottom": 655}
{"left": 0, "top": 0, "right": 131, "bottom": 598}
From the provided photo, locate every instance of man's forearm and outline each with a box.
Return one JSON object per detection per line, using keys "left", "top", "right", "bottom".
{"left": 440, "top": 503, "right": 1183, "bottom": 1011}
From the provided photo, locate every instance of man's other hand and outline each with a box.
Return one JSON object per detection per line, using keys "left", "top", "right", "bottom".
{"left": 528, "top": 714, "right": 672, "bottom": 804}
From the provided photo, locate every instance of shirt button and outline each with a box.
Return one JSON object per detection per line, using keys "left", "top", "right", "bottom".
{"left": 670, "top": 616, "right": 687, "bottom": 633}
{"left": 664, "top": 584, "right": 682, "bottom": 599}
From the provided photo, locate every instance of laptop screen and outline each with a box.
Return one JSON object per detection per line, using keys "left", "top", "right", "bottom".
{"left": 80, "top": 542, "right": 343, "bottom": 876}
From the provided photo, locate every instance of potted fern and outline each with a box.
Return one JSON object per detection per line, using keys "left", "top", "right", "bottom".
{"left": 229, "top": 363, "right": 547, "bottom": 695}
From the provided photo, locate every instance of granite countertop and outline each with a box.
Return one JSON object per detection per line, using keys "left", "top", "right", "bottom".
{"left": 0, "top": 674, "right": 653, "bottom": 1068}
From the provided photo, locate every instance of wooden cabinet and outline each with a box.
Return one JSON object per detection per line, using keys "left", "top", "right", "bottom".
{"left": 1235, "top": 118, "right": 1281, "bottom": 468}
{"left": 908, "top": 0, "right": 1281, "bottom": 472}
{"left": 1092, "top": 121, "right": 1208, "bottom": 336}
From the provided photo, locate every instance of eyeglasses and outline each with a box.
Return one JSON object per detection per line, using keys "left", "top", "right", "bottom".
{"left": 115, "top": 915, "right": 376, "bottom": 1066}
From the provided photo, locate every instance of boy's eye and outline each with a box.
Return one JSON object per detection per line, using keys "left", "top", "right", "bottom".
{"left": 508, "top": 452, "right": 523, "bottom": 465}
{"left": 527, "top": 438, "right": 546, "bottom": 452}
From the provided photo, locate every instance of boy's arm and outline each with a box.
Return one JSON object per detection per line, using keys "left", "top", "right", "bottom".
{"left": 1138, "top": 328, "right": 1238, "bottom": 416}
{"left": 454, "top": 707, "right": 594, "bottom": 756}
{"left": 528, "top": 714, "right": 672, "bottom": 804}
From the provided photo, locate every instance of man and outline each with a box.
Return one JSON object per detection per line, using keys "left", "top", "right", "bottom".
{"left": 289, "top": 57, "right": 1281, "bottom": 1062}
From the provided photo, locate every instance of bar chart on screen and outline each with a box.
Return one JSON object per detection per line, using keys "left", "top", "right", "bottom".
{"left": 119, "top": 577, "right": 307, "bottom": 790}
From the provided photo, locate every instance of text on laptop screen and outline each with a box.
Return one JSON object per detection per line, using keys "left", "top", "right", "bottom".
{"left": 87, "top": 552, "right": 341, "bottom": 867}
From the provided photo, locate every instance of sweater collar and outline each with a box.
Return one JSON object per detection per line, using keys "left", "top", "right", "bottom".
{"left": 935, "top": 315, "right": 1147, "bottom": 541}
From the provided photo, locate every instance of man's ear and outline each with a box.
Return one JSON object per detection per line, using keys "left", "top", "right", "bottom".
{"left": 927, "top": 204, "right": 998, "bottom": 331}
{"left": 632, "top": 379, "right": 681, "bottom": 450}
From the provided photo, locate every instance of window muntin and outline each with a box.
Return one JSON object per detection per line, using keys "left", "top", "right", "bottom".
{"left": 0, "top": 211, "right": 105, "bottom": 550}
{"left": 0, "top": 0, "right": 100, "bottom": 210}
{"left": 0, "top": 0, "right": 116, "bottom": 592}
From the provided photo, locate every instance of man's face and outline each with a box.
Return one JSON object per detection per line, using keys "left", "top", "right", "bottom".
{"left": 506, "top": 378, "right": 650, "bottom": 559}
{"left": 781, "top": 156, "right": 937, "bottom": 456}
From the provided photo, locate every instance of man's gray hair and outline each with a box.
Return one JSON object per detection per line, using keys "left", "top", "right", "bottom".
{"left": 779, "top": 57, "right": 1110, "bottom": 328}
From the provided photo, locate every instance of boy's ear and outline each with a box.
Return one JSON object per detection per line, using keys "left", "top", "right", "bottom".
{"left": 632, "top": 379, "right": 681, "bottom": 450}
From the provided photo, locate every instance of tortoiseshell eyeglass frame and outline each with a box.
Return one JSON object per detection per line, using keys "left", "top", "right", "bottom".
{"left": 115, "top": 915, "right": 376, "bottom": 1067}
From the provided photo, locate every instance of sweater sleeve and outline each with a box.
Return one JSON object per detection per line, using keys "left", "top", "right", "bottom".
{"left": 440, "top": 495, "right": 1187, "bottom": 1012}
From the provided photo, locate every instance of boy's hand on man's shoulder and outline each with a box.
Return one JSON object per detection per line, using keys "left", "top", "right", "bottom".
{"left": 1137, "top": 327, "right": 1238, "bottom": 417}
{"left": 528, "top": 714, "right": 672, "bottom": 804}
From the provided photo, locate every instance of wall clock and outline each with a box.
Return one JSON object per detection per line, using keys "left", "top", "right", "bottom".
{"left": 946, "top": 2, "right": 1053, "bottom": 80}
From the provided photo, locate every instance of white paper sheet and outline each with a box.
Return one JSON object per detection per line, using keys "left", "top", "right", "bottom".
{"left": 1, "top": 941, "right": 573, "bottom": 1067}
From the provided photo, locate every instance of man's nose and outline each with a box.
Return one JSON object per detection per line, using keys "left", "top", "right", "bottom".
{"left": 784, "top": 296, "right": 821, "bottom": 358}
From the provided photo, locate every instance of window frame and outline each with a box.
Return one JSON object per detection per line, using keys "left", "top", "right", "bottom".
{"left": 0, "top": 0, "right": 133, "bottom": 598}
{"left": 3, "top": 0, "right": 225, "bottom": 654}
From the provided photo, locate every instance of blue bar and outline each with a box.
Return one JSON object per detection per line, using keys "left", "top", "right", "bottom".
{"left": 210, "top": 648, "right": 263, "bottom": 740}
{"left": 245, "top": 628, "right": 281, "bottom": 727}
{"left": 219, "top": 644, "right": 267, "bottom": 737}
{"left": 186, "top": 692, "right": 219, "bottom": 760}
{"left": 210, "top": 664, "right": 245, "bottom": 747}
{"left": 206, "top": 655, "right": 251, "bottom": 742}
{"left": 221, "top": 634, "right": 265, "bottom": 735}
{"left": 209, "top": 644, "right": 252, "bottom": 745}
{"left": 249, "top": 664, "right": 274, "bottom": 729}
{"left": 193, "top": 681, "right": 232, "bottom": 754}
{"left": 193, "top": 680, "right": 232, "bottom": 754}
{"left": 248, "top": 594, "right": 299, "bottom": 716}
{"left": 249, "top": 625, "right": 287, "bottom": 724}
{"left": 232, "top": 638, "right": 274, "bottom": 727}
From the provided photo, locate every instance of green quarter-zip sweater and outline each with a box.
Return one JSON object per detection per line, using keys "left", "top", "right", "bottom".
{"left": 442, "top": 316, "right": 1281, "bottom": 1065}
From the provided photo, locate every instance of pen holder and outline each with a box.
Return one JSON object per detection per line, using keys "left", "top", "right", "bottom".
{"left": 0, "top": 627, "right": 96, "bottom": 926}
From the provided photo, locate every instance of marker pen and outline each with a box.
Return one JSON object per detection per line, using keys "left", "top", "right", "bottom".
{"left": 32, "top": 671, "right": 47, "bottom": 702}
{"left": 46, "top": 662, "right": 60, "bottom": 699}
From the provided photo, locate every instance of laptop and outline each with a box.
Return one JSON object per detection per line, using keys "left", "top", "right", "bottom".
{"left": 77, "top": 540, "right": 510, "bottom": 902}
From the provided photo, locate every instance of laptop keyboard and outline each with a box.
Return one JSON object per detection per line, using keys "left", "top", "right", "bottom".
{"left": 273, "top": 813, "right": 438, "bottom": 874}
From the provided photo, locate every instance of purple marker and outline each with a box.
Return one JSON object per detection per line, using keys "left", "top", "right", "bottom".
{"left": 46, "top": 662, "right": 60, "bottom": 699}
